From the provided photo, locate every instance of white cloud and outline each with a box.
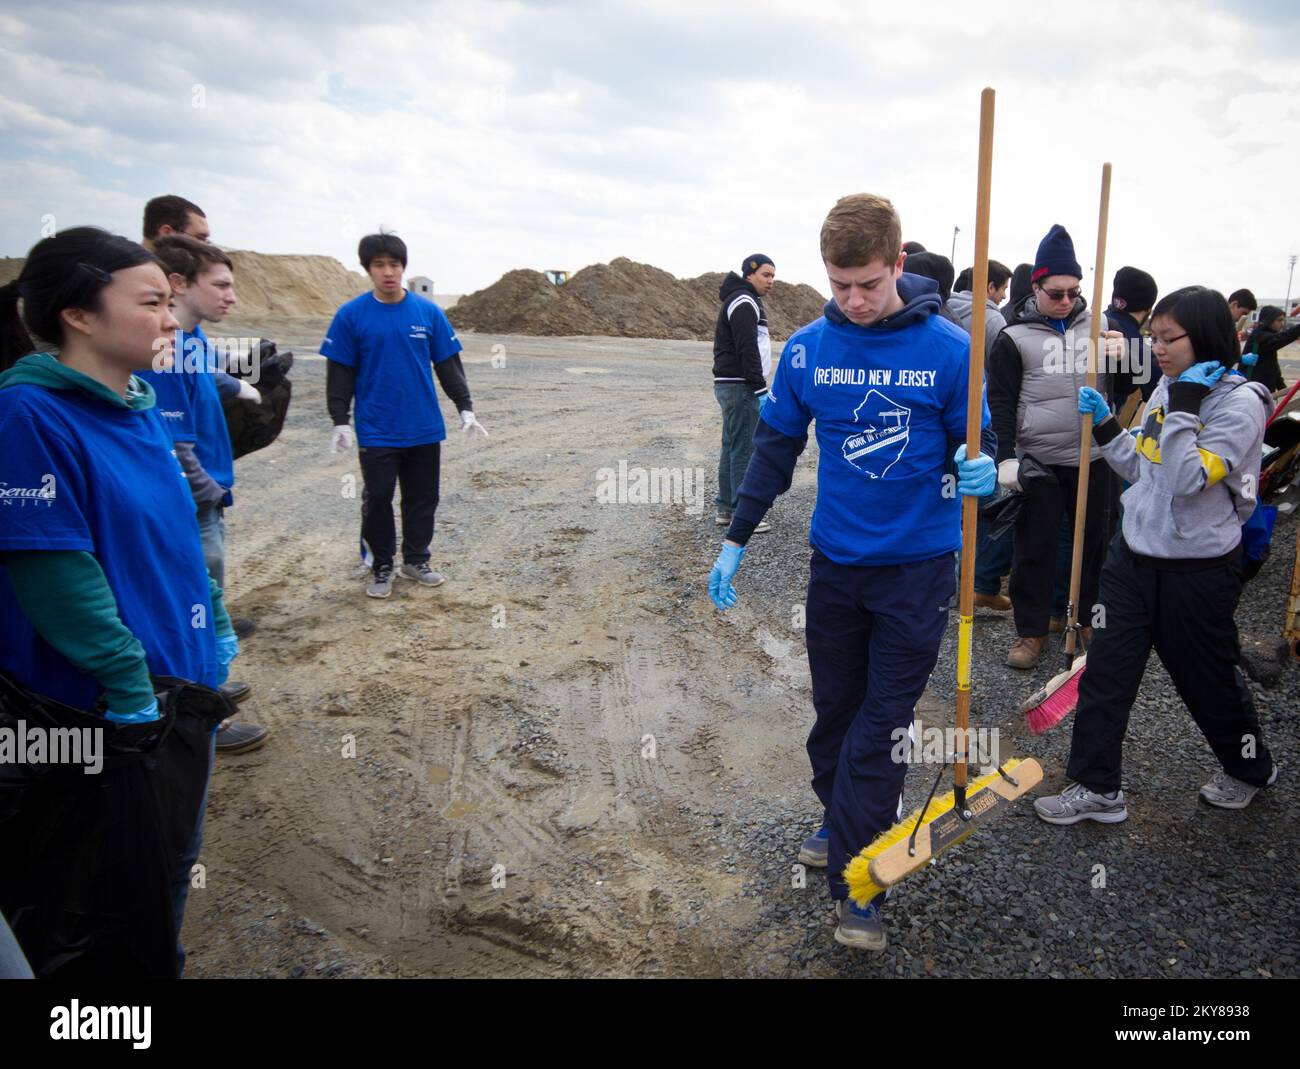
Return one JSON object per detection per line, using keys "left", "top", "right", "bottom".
{"left": 2, "top": 0, "right": 1298, "bottom": 304}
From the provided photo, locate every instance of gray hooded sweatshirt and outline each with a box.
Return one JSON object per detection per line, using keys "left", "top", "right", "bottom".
{"left": 1093, "top": 372, "right": 1274, "bottom": 560}
{"left": 946, "top": 291, "right": 1006, "bottom": 359}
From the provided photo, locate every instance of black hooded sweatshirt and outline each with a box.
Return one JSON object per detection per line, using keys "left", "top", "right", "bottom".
{"left": 711, "top": 272, "right": 770, "bottom": 396}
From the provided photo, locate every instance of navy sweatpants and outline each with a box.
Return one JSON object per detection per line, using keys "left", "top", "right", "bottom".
{"left": 805, "top": 548, "right": 955, "bottom": 901}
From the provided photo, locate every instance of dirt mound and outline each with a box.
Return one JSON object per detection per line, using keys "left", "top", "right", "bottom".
{"left": 223, "top": 250, "right": 369, "bottom": 318}
{"left": 0, "top": 252, "right": 367, "bottom": 320}
{"left": 449, "top": 257, "right": 826, "bottom": 341}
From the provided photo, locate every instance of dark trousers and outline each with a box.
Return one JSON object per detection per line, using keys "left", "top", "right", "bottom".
{"left": 805, "top": 550, "right": 954, "bottom": 901}
{"left": 1010, "top": 458, "right": 1112, "bottom": 636}
{"left": 358, "top": 441, "right": 441, "bottom": 571}
{"left": 1067, "top": 537, "right": 1273, "bottom": 793}
{"left": 714, "top": 383, "right": 760, "bottom": 513}
{"left": 974, "top": 494, "right": 1013, "bottom": 595}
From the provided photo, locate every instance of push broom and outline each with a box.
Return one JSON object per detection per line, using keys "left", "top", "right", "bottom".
{"left": 1020, "top": 162, "right": 1112, "bottom": 735}
{"left": 844, "top": 88, "right": 1043, "bottom": 910}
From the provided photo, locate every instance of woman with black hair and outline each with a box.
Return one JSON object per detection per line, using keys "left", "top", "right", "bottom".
{"left": 0, "top": 227, "right": 238, "bottom": 974}
{"left": 1035, "top": 286, "right": 1277, "bottom": 825}
{"left": 1240, "top": 305, "right": 1297, "bottom": 392}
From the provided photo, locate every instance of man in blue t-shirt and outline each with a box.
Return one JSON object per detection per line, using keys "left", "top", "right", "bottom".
{"left": 136, "top": 234, "right": 268, "bottom": 755}
{"left": 324, "top": 232, "right": 486, "bottom": 599}
{"left": 707, "top": 194, "right": 997, "bottom": 952}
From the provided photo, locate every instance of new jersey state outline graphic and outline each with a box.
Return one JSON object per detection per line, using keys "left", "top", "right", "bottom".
{"left": 841, "top": 388, "right": 911, "bottom": 479}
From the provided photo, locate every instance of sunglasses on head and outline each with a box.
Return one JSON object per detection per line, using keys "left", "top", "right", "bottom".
{"left": 1040, "top": 286, "right": 1082, "bottom": 302}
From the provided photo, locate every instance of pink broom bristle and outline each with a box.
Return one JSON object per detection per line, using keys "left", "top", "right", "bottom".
{"left": 1025, "top": 667, "right": 1083, "bottom": 734}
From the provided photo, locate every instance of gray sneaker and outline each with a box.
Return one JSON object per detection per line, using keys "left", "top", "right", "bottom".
{"left": 1199, "top": 764, "right": 1278, "bottom": 809}
{"left": 797, "top": 824, "right": 829, "bottom": 867}
{"left": 366, "top": 565, "right": 395, "bottom": 599}
{"left": 834, "top": 899, "right": 888, "bottom": 951}
{"left": 1034, "top": 782, "right": 1127, "bottom": 825}
{"left": 715, "top": 511, "right": 732, "bottom": 527}
{"left": 398, "top": 562, "right": 445, "bottom": 587}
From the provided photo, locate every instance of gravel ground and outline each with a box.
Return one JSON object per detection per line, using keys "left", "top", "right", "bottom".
{"left": 186, "top": 322, "right": 1297, "bottom": 978}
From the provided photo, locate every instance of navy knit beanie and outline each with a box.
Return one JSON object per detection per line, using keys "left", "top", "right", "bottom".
{"left": 1110, "top": 266, "right": 1157, "bottom": 312}
{"left": 1032, "top": 225, "right": 1082, "bottom": 282}
{"left": 742, "top": 253, "right": 774, "bottom": 278}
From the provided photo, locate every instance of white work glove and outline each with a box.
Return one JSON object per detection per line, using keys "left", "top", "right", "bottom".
{"left": 236, "top": 379, "right": 262, "bottom": 404}
{"left": 330, "top": 424, "right": 353, "bottom": 453}
{"left": 997, "top": 458, "right": 1022, "bottom": 492}
{"left": 459, "top": 410, "right": 488, "bottom": 440}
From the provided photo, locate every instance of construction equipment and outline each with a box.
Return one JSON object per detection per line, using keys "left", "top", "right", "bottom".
{"left": 544, "top": 269, "right": 569, "bottom": 286}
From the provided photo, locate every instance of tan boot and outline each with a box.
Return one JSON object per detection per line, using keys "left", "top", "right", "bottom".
{"left": 1006, "top": 635, "right": 1046, "bottom": 669}
{"left": 1048, "top": 617, "right": 1064, "bottom": 633}
{"left": 974, "top": 592, "right": 1012, "bottom": 611}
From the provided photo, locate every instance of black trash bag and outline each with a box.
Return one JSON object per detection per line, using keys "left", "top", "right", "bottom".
{"left": 978, "top": 455, "right": 1055, "bottom": 540}
{"left": 223, "top": 339, "right": 294, "bottom": 460}
{"left": 0, "top": 674, "right": 227, "bottom": 979}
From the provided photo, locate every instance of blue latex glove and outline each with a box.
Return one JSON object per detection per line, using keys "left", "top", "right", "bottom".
{"left": 708, "top": 542, "right": 745, "bottom": 611}
{"left": 1177, "top": 360, "right": 1226, "bottom": 387}
{"left": 106, "top": 698, "right": 160, "bottom": 724}
{"left": 1077, "top": 385, "right": 1110, "bottom": 422}
{"left": 759, "top": 392, "right": 771, "bottom": 412}
{"left": 1241, "top": 351, "right": 1259, "bottom": 367}
{"left": 952, "top": 445, "right": 996, "bottom": 498}
{"left": 216, "top": 633, "right": 239, "bottom": 684}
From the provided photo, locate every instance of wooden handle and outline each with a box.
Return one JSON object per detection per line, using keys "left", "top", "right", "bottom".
{"left": 955, "top": 87, "right": 995, "bottom": 786}
{"left": 1065, "top": 162, "right": 1111, "bottom": 655}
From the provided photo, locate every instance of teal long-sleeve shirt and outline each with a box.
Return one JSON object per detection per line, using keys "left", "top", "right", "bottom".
{"left": 3, "top": 550, "right": 232, "bottom": 714}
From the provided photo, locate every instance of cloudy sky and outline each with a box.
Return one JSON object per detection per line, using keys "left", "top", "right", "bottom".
{"left": 3, "top": 0, "right": 1298, "bottom": 303}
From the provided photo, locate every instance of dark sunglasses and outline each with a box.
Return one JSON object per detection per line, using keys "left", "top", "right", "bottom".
{"left": 1040, "top": 286, "right": 1082, "bottom": 301}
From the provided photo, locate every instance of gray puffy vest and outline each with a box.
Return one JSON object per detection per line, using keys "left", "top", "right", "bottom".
{"left": 1005, "top": 309, "right": 1102, "bottom": 466}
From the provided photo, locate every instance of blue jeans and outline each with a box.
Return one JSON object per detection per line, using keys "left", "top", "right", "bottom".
{"left": 171, "top": 730, "right": 216, "bottom": 976}
{"left": 714, "top": 383, "right": 761, "bottom": 513}
{"left": 1051, "top": 513, "right": 1072, "bottom": 618}
{"left": 197, "top": 503, "right": 225, "bottom": 589}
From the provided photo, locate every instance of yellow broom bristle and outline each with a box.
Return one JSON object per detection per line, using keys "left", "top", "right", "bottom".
{"left": 844, "top": 758, "right": 1022, "bottom": 906}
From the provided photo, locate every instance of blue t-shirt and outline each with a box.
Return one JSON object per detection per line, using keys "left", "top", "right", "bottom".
{"left": 0, "top": 377, "right": 220, "bottom": 710}
{"left": 136, "top": 325, "right": 235, "bottom": 504}
{"left": 321, "top": 291, "right": 462, "bottom": 448}
{"left": 762, "top": 309, "right": 991, "bottom": 566}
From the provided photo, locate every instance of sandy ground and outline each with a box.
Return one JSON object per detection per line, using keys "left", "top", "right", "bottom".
{"left": 183, "top": 320, "right": 1300, "bottom": 978}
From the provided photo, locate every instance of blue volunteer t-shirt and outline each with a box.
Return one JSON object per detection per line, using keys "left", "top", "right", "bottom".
{"left": 762, "top": 308, "right": 990, "bottom": 566}
{"left": 0, "top": 377, "right": 219, "bottom": 710}
{"left": 321, "top": 291, "right": 463, "bottom": 447}
{"left": 136, "top": 324, "right": 236, "bottom": 504}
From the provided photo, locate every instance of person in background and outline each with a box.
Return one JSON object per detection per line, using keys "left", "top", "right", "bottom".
{"left": 325, "top": 231, "right": 486, "bottom": 599}
{"left": 135, "top": 235, "right": 267, "bottom": 754}
{"left": 1239, "top": 305, "right": 1297, "bottom": 392}
{"left": 1227, "top": 288, "right": 1257, "bottom": 345}
{"left": 711, "top": 254, "right": 776, "bottom": 533}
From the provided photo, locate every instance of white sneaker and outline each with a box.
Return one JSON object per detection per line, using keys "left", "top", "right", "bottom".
{"left": 1034, "top": 782, "right": 1127, "bottom": 825}
{"left": 1199, "top": 764, "right": 1278, "bottom": 809}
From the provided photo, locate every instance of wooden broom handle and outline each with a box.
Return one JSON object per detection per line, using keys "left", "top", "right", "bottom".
{"left": 955, "top": 87, "right": 996, "bottom": 787}
{"left": 1065, "top": 162, "right": 1111, "bottom": 656}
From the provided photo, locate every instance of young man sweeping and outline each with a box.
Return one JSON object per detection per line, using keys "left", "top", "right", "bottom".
{"left": 324, "top": 232, "right": 486, "bottom": 598}
{"left": 707, "top": 194, "right": 996, "bottom": 950}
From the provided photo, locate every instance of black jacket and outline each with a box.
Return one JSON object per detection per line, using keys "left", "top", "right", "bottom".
{"left": 1239, "top": 322, "right": 1298, "bottom": 393}
{"left": 711, "top": 273, "right": 770, "bottom": 396}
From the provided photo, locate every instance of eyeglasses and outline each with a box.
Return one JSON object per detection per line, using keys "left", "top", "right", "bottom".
{"left": 1150, "top": 332, "right": 1187, "bottom": 349}
{"left": 1040, "top": 286, "right": 1082, "bottom": 302}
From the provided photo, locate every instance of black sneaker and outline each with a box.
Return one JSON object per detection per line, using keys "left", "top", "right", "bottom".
{"left": 367, "top": 565, "right": 395, "bottom": 599}
{"left": 215, "top": 721, "right": 268, "bottom": 755}
{"left": 219, "top": 680, "right": 251, "bottom": 704}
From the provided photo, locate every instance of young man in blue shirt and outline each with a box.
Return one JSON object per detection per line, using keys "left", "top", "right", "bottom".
{"left": 324, "top": 233, "right": 485, "bottom": 599}
{"left": 708, "top": 194, "right": 996, "bottom": 951}
{"left": 136, "top": 235, "right": 268, "bottom": 754}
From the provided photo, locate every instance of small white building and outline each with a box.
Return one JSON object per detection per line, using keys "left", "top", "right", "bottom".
{"left": 409, "top": 275, "right": 434, "bottom": 297}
